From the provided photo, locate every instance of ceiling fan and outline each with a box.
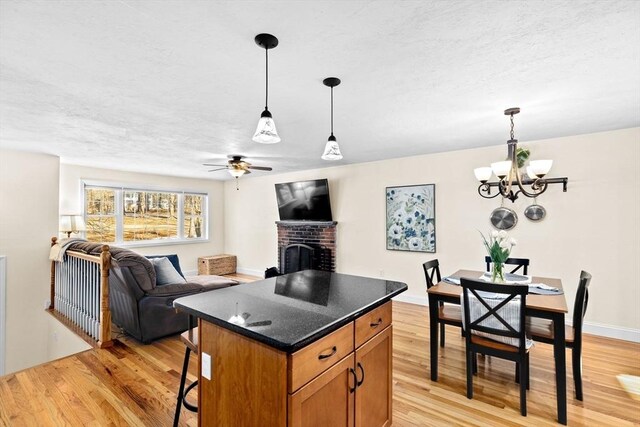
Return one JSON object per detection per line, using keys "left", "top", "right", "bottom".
{"left": 203, "top": 155, "right": 273, "bottom": 188}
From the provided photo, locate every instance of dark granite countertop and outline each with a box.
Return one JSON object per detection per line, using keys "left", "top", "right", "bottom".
{"left": 174, "top": 270, "right": 407, "bottom": 353}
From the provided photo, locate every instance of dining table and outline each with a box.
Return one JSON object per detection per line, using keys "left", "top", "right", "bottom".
{"left": 427, "top": 269, "right": 569, "bottom": 425}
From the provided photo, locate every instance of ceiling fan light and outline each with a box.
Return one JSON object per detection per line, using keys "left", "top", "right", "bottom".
{"left": 228, "top": 168, "right": 246, "bottom": 178}
{"left": 321, "top": 136, "right": 342, "bottom": 161}
{"left": 473, "top": 167, "right": 493, "bottom": 183}
{"left": 529, "top": 159, "right": 553, "bottom": 178}
{"left": 252, "top": 110, "right": 280, "bottom": 144}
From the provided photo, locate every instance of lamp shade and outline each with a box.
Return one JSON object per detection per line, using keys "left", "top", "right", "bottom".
{"left": 473, "top": 167, "right": 493, "bottom": 182}
{"left": 321, "top": 136, "right": 343, "bottom": 161}
{"left": 60, "top": 214, "right": 86, "bottom": 236}
{"left": 526, "top": 166, "right": 537, "bottom": 179}
{"left": 490, "top": 161, "right": 512, "bottom": 179}
{"left": 228, "top": 168, "right": 246, "bottom": 178}
{"left": 252, "top": 110, "right": 280, "bottom": 144}
{"left": 529, "top": 160, "right": 553, "bottom": 178}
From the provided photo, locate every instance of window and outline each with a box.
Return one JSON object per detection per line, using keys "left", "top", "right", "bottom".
{"left": 85, "top": 188, "right": 116, "bottom": 242}
{"left": 84, "top": 183, "right": 207, "bottom": 245}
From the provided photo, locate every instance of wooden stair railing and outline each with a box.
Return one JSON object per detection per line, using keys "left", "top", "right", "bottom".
{"left": 48, "top": 237, "right": 113, "bottom": 348}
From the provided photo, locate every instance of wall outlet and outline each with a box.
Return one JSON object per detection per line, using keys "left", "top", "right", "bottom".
{"left": 379, "top": 270, "right": 385, "bottom": 278}
{"left": 201, "top": 352, "right": 212, "bottom": 380}
{"left": 52, "top": 331, "right": 58, "bottom": 342}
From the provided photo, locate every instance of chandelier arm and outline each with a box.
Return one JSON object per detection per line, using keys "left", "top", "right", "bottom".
{"left": 477, "top": 184, "right": 502, "bottom": 199}
{"left": 514, "top": 165, "right": 548, "bottom": 198}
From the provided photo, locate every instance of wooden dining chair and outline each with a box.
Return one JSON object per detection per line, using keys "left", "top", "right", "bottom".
{"left": 461, "top": 278, "right": 531, "bottom": 416}
{"left": 485, "top": 256, "right": 530, "bottom": 275}
{"left": 423, "top": 259, "right": 462, "bottom": 347}
{"left": 173, "top": 321, "right": 198, "bottom": 427}
{"left": 526, "top": 270, "right": 592, "bottom": 401}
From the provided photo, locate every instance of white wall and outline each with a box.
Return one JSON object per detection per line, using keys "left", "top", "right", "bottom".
{"left": 224, "top": 128, "right": 640, "bottom": 336}
{"left": 0, "top": 150, "right": 61, "bottom": 373}
{"left": 46, "top": 314, "right": 91, "bottom": 361}
{"left": 60, "top": 164, "right": 226, "bottom": 272}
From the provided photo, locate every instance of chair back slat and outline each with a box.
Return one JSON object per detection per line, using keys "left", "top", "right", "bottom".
{"left": 572, "top": 271, "right": 592, "bottom": 343}
{"left": 422, "top": 259, "right": 441, "bottom": 289}
{"left": 484, "top": 256, "right": 530, "bottom": 275}
{"left": 461, "top": 278, "right": 529, "bottom": 353}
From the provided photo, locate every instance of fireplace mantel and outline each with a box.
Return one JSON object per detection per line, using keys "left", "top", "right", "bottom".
{"left": 275, "top": 221, "right": 338, "bottom": 226}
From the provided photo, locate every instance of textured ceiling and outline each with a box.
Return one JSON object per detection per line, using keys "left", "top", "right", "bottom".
{"left": 1, "top": 0, "right": 639, "bottom": 179}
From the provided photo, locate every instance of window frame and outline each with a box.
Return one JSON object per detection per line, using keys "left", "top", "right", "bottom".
{"left": 82, "top": 180, "right": 209, "bottom": 247}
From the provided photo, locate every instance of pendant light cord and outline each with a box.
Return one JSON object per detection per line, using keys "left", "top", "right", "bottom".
{"left": 330, "top": 86, "right": 334, "bottom": 135}
{"left": 265, "top": 48, "right": 269, "bottom": 110}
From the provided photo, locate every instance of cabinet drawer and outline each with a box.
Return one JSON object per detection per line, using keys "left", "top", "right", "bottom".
{"left": 355, "top": 302, "right": 392, "bottom": 348}
{"left": 288, "top": 323, "right": 354, "bottom": 393}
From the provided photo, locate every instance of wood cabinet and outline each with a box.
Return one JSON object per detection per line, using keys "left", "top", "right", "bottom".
{"left": 288, "top": 354, "right": 355, "bottom": 427}
{"left": 198, "top": 301, "right": 393, "bottom": 427}
{"left": 355, "top": 326, "right": 392, "bottom": 427}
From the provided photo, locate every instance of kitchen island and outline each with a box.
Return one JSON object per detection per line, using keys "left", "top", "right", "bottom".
{"left": 174, "top": 269, "right": 407, "bottom": 427}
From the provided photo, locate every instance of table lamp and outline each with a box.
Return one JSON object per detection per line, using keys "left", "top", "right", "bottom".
{"left": 59, "top": 214, "right": 86, "bottom": 238}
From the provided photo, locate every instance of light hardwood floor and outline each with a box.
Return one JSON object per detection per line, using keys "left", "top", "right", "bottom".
{"left": 1, "top": 301, "right": 638, "bottom": 426}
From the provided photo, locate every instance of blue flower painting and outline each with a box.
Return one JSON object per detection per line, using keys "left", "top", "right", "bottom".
{"left": 386, "top": 184, "right": 435, "bottom": 252}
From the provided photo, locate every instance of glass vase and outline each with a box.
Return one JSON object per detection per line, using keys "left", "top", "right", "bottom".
{"left": 492, "top": 261, "right": 505, "bottom": 283}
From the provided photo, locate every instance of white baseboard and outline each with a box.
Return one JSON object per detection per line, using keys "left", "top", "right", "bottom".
{"left": 580, "top": 321, "right": 640, "bottom": 343}
{"left": 236, "top": 267, "right": 265, "bottom": 278}
{"left": 391, "top": 294, "right": 640, "bottom": 343}
{"left": 392, "top": 293, "right": 429, "bottom": 306}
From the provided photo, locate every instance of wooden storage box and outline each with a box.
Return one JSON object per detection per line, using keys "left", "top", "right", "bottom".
{"left": 198, "top": 254, "right": 237, "bottom": 275}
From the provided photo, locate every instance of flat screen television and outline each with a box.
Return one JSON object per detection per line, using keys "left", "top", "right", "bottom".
{"left": 275, "top": 179, "right": 333, "bottom": 221}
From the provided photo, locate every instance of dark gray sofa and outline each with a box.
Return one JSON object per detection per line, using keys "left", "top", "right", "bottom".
{"left": 67, "top": 242, "right": 238, "bottom": 343}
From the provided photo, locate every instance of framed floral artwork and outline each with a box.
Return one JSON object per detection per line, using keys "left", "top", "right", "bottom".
{"left": 386, "top": 184, "right": 436, "bottom": 252}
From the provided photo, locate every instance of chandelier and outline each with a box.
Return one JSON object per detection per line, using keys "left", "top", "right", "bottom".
{"left": 474, "top": 108, "right": 568, "bottom": 202}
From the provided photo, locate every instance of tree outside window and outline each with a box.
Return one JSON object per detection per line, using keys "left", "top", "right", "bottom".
{"left": 84, "top": 185, "right": 207, "bottom": 244}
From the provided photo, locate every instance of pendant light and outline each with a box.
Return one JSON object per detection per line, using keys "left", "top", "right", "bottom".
{"left": 252, "top": 33, "right": 280, "bottom": 144}
{"left": 321, "top": 77, "right": 343, "bottom": 160}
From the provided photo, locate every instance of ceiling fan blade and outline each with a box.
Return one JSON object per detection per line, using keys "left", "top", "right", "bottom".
{"left": 203, "top": 163, "right": 229, "bottom": 167}
{"left": 207, "top": 168, "right": 228, "bottom": 172}
{"left": 247, "top": 166, "right": 272, "bottom": 171}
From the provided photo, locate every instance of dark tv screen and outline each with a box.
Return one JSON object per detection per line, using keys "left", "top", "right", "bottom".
{"left": 275, "top": 179, "right": 333, "bottom": 221}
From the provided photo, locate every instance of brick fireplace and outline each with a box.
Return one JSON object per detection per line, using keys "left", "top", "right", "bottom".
{"left": 276, "top": 221, "right": 337, "bottom": 273}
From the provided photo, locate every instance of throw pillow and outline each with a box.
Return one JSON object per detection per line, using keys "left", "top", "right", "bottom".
{"left": 151, "top": 257, "right": 187, "bottom": 286}
{"left": 146, "top": 254, "right": 185, "bottom": 278}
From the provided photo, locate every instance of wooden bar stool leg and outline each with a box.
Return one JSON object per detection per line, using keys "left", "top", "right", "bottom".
{"left": 173, "top": 347, "right": 192, "bottom": 427}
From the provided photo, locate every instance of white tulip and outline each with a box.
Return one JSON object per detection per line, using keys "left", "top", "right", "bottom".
{"left": 498, "top": 230, "right": 508, "bottom": 239}
{"left": 510, "top": 237, "right": 517, "bottom": 246}
{"left": 491, "top": 230, "right": 499, "bottom": 239}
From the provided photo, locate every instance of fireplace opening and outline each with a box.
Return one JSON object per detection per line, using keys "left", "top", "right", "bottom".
{"left": 276, "top": 221, "right": 337, "bottom": 274}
